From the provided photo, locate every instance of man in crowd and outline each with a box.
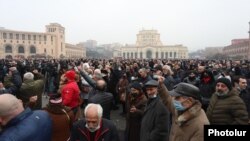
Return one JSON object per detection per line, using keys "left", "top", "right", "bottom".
{"left": 158, "top": 78, "right": 209, "bottom": 141}
{"left": 140, "top": 80, "right": 170, "bottom": 141}
{"left": 206, "top": 77, "right": 248, "bottom": 124}
{"left": 233, "top": 75, "right": 250, "bottom": 124}
{"left": 0, "top": 94, "right": 52, "bottom": 140}
{"left": 88, "top": 79, "right": 113, "bottom": 119}
{"left": 70, "top": 103, "right": 120, "bottom": 141}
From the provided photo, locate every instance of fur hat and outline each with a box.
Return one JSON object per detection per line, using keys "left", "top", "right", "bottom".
{"left": 216, "top": 77, "right": 232, "bottom": 90}
{"left": 65, "top": 70, "right": 76, "bottom": 80}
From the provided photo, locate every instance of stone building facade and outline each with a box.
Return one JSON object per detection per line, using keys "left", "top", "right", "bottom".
{"left": 0, "top": 23, "right": 85, "bottom": 59}
{"left": 121, "top": 29, "right": 188, "bottom": 59}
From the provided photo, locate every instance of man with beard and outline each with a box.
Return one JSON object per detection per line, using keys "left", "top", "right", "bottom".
{"left": 206, "top": 77, "right": 248, "bottom": 125}
{"left": 69, "top": 103, "right": 119, "bottom": 141}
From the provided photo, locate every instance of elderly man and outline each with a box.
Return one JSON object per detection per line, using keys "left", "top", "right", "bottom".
{"left": 18, "top": 69, "right": 44, "bottom": 110}
{"left": 206, "top": 77, "right": 248, "bottom": 125}
{"left": 70, "top": 103, "right": 120, "bottom": 141}
{"left": 158, "top": 77, "right": 209, "bottom": 141}
{"left": 140, "top": 80, "right": 170, "bottom": 141}
{"left": 0, "top": 94, "right": 52, "bottom": 141}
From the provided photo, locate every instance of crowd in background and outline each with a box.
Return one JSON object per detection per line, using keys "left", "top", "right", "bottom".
{"left": 0, "top": 58, "right": 250, "bottom": 141}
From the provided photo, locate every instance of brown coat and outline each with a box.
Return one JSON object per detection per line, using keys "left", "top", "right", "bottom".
{"left": 125, "top": 94, "right": 147, "bottom": 141}
{"left": 43, "top": 104, "right": 74, "bottom": 141}
{"left": 158, "top": 83, "right": 210, "bottom": 141}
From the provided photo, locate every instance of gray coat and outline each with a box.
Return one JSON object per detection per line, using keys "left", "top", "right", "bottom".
{"left": 140, "top": 96, "right": 170, "bottom": 141}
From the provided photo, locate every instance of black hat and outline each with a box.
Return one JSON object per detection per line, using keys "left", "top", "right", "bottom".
{"left": 169, "top": 82, "right": 200, "bottom": 100}
{"left": 144, "top": 80, "right": 159, "bottom": 87}
{"left": 131, "top": 82, "right": 142, "bottom": 90}
{"left": 216, "top": 77, "right": 232, "bottom": 90}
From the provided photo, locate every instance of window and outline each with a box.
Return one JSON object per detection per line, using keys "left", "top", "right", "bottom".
{"left": 140, "top": 52, "right": 143, "bottom": 59}
{"left": 127, "top": 52, "right": 129, "bottom": 59}
{"left": 3, "top": 33, "right": 7, "bottom": 39}
{"left": 39, "top": 35, "right": 41, "bottom": 41}
{"left": 61, "top": 42, "right": 63, "bottom": 51}
{"left": 44, "top": 35, "right": 47, "bottom": 41}
{"left": 123, "top": 52, "right": 126, "bottom": 58}
{"left": 161, "top": 52, "right": 164, "bottom": 59}
{"left": 9, "top": 33, "right": 13, "bottom": 39}
{"left": 165, "top": 52, "right": 168, "bottom": 59}
{"left": 5, "top": 45, "right": 12, "bottom": 53}
{"left": 135, "top": 52, "right": 138, "bottom": 59}
{"left": 131, "top": 52, "right": 133, "bottom": 59}
{"left": 170, "top": 52, "right": 172, "bottom": 58}
{"left": 33, "top": 35, "right": 36, "bottom": 41}
{"left": 30, "top": 46, "right": 36, "bottom": 54}
{"left": 16, "top": 34, "right": 19, "bottom": 40}
{"left": 174, "top": 52, "right": 176, "bottom": 58}
{"left": 18, "top": 46, "right": 24, "bottom": 53}
{"left": 44, "top": 48, "right": 46, "bottom": 53}
{"left": 28, "top": 35, "right": 31, "bottom": 40}
{"left": 22, "top": 34, "right": 25, "bottom": 40}
{"left": 156, "top": 52, "right": 158, "bottom": 58}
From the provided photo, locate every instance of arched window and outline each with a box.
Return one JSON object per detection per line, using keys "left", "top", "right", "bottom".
{"left": 140, "top": 52, "right": 143, "bottom": 59}
{"left": 161, "top": 52, "right": 164, "bottom": 59}
{"left": 146, "top": 50, "right": 152, "bottom": 59}
{"left": 165, "top": 52, "right": 168, "bottom": 59}
{"left": 135, "top": 52, "right": 138, "bottom": 59}
{"left": 5, "top": 45, "right": 12, "bottom": 53}
{"left": 18, "top": 46, "right": 25, "bottom": 53}
{"left": 30, "top": 46, "right": 36, "bottom": 54}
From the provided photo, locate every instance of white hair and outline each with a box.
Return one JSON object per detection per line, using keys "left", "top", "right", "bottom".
{"left": 23, "top": 72, "right": 34, "bottom": 80}
{"left": 84, "top": 103, "right": 103, "bottom": 119}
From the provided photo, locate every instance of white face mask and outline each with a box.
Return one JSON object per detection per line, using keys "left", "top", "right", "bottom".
{"left": 85, "top": 123, "right": 100, "bottom": 132}
{"left": 148, "top": 94, "right": 157, "bottom": 99}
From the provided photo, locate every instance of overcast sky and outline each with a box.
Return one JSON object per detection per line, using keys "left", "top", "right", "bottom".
{"left": 0, "top": 0, "right": 250, "bottom": 51}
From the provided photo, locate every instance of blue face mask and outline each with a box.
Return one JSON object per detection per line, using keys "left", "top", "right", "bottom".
{"left": 173, "top": 100, "right": 186, "bottom": 111}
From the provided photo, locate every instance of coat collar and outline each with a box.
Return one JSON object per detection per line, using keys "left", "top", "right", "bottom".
{"left": 4, "top": 108, "right": 32, "bottom": 129}
{"left": 175, "top": 101, "right": 202, "bottom": 126}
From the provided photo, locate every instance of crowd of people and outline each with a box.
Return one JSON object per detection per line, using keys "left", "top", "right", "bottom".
{"left": 0, "top": 58, "right": 250, "bottom": 141}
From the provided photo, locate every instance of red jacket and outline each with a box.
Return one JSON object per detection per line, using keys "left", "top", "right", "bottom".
{"left": 61, "top": 80, "right": 80, "bottom": 109}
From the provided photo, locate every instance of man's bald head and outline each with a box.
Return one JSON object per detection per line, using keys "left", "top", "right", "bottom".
{"left": 96, "top": 80, "right": 106, "bottom": 91}
{"left": 0, "top": 94, "right": 22, "bottom": 116}
{"left": 0, "top": 94, "right": 24, "bottom": 126}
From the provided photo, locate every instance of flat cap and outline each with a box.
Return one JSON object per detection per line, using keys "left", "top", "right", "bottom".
{"left": 169, "top": 82, "right": 200, "bottom": 100}
{"left": 144, "top": 80, "right": 159, "bottom": 87}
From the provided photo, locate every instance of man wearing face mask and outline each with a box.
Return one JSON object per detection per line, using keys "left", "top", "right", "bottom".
{"left": 158, "top": 78, "right": 209, "bottom": 141}
{"left": 206, "top": 77, "right": 248, "bottom": 125}
{"left": 140, "top": 80, "right": 170, "bottom": 141}
{"left": 70, "top": 103, "right": 120, "bottom": 141}
{"left": 88, "top": 80, "right": 113, "bottom": 120}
